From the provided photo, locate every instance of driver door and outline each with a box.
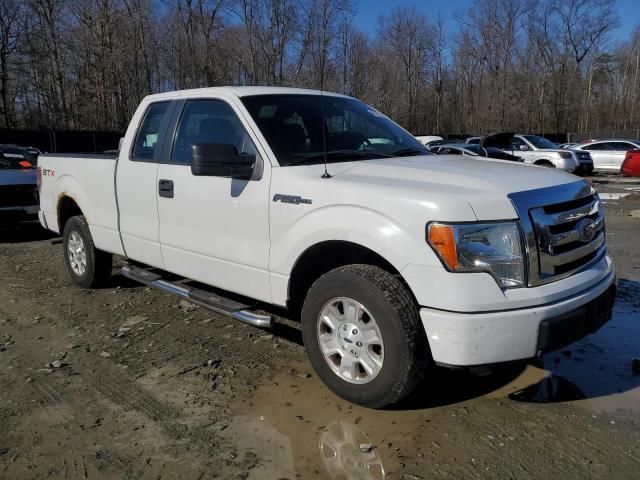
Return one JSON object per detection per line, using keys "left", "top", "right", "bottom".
{"left": 156, "top": 97, "right": 272, "bottom": 302}
{"left": 509, "top": 137, "right": 534, "bottom": 164}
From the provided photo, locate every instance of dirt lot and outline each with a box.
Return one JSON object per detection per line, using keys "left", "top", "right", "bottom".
{"left": 1, "top": 175, "right": 639, "bottom": 479}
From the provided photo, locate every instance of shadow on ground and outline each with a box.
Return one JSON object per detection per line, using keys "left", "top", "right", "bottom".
{"left": 0, "top": 223, "right": 56, "bottom": 244}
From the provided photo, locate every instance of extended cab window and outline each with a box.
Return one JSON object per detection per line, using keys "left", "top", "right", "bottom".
{"left": 171, "top": 99, "right": 258, "bottom": 165}
{"left": 131, "top": 101, "right": 170, "bottom": 161}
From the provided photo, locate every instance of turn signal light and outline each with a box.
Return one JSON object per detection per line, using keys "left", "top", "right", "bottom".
{"left": 428, "top": 224, "right": 458, "bottom": 270}
{"left": 19, "top": 160, "right": 32, "bottom": 168}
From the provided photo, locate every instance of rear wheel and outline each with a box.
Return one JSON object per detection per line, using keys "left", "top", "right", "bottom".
{"left": 301, "top": 264, "right": 428, "bottom": 408}
{"left": 63, "top": 216, "right": 112, "bottom": 288}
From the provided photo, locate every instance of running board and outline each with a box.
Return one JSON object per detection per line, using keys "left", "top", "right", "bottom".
{"left": 121, "top": 265, "right": 273, "bottom": 328}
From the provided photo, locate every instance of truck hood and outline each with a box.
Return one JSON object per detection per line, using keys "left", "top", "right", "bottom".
{"left": 326, "top": 155, "right": 579, "bottom": 220}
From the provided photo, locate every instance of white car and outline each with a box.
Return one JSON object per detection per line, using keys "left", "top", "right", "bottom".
{"left": 572, "top": 139, "right": 640, "bottom": 172}
{"left": 37, "top": 87, "right": 616, "bottom": 407}
{"left": 414, "top": 135, "right": 443, "bottom": 146}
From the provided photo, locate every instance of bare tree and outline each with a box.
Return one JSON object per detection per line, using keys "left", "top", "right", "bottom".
{"left": 0, "top": 0, "right": 25, "bottom": 127}
{"left": 0, "top": 0, "right": 637, "bottom": 138}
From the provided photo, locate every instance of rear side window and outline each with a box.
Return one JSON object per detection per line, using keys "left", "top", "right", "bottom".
{"left": 609, "top": 142, "right": 637, "bottom": 151}
{"left": 131, "top": 102, "right": 170, "bottom": 161}
{"left": 584, "top": 143, "right": 611, "bottom": 151}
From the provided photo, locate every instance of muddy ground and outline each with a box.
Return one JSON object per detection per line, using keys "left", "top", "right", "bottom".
{"left": 1, "top": 174, "right": 639, "bottom": 480}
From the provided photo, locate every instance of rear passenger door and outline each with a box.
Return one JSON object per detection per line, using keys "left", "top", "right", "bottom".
{"left": 609, "top": 142, "right": 637, "bottom": 169}
{"left": 582, "top": 143, "right": 611, "bottom": 170}
{"left": 509, "top": 137, "right": 534, "bottom": 164}
{"left": 156, "top": 97, "right": 272, "bottom": 302}
{"left": 117, "top": 100, "right": 174, "bottom": 269}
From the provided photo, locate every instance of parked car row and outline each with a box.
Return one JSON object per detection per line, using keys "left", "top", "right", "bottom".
{"left": 572, "top": 139, "right": 640, "bottom": 173}
{"left": 421, "top": 133, "right": 592, "bottom": 175}
{"left": 429, "top": 143, "right": 523, "bottom": 162}
{"left": 418, "top": 133, "right": 640, "bottom": 176}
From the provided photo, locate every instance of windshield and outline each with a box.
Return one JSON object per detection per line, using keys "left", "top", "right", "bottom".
{"left": 241, "top": 94, "right": 430, "bottom": 166}
{"left": 522, "top": 135, "right": 557, "bottom": 149}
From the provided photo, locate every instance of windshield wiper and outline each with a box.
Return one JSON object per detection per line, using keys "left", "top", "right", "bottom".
{"left": 288, "top": 150, "right": 392, "bottom": 166}
{"left": 391, "top": 147, "right": 429, "bottom": 157}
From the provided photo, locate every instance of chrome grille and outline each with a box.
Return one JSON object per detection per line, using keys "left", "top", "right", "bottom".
{"left": 509, "top": 181, "right": 606, "bottom": 286}
{"left": 575, "top": 151, "right": 592, "bottom": 163}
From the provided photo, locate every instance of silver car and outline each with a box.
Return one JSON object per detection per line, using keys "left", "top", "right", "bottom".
{"left": 573, "top": 139, "right": 640, "bottom": 172}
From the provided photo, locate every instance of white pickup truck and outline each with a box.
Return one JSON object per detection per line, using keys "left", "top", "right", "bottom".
{"left": 38, "top": 87, "right": 616, "bottom": 407}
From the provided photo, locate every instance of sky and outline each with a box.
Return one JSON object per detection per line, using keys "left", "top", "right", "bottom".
{"left": 352, "top": 0, "right": 639, "bottom": 44}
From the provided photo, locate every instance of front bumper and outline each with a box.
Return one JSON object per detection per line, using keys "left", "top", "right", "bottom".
{"left": 555, "top": 157, "right": 577, "bottom": 172}
{"left": 419, "top": 268, "right": 616, "bottom": 366}
{"left": 536, "top": 283, "right": 615, "bottom": 354}
{"left": 574, "top": 163, "right": 594, "bottom": 175}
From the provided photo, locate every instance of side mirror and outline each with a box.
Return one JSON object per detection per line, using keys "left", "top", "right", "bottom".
{"left": 518, "top": 144, "right": 529, "bottom": 151}
{"left": 191, "top": 143, "right": 256, "bottom": 179}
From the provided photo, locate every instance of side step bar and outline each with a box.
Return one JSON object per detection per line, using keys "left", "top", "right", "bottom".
{"left": 121, "top": 264, "right": 273, "bottom": 329}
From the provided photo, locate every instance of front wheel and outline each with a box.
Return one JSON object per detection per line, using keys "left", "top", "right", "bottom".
{"left": 63, "top": 216, "right": 112, "bottom": 288}
{"left": 301, "top": 265, "right": 429, "bottom": 408}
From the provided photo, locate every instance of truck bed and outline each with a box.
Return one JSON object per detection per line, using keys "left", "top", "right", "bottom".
{"left": 38, "top": 152, "right": 124, "bottom": 255}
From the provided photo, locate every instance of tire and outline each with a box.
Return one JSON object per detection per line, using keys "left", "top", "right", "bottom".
{"left": 301, "top": 264, "right": 428, "bottom": 408}
{"left": 62, "top": 215, "right": 112, "bottom": 288}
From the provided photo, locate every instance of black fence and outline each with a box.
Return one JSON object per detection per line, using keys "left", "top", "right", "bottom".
{"left": 568, "top": 129, "right": 640, "bottom": 143}
{"left": 0, "top": 129, "right": 123, "bottom": 153}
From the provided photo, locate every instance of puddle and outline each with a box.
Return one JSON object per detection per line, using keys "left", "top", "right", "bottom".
{"left": 599, "top": 192, "right": 631, "bottom": 202}
{"left": 223, "top": 280, "right": 640, "bottom": 479}
{"left": 504, "top": 279, "right": 640, "bottom": 412}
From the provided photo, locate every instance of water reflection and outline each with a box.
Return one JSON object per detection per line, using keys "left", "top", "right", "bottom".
{"left": 508, "top": 374, "right": 587, "bottom": 403}
{"left": 224, "top": 280, "right": 640, "bottom": 478}
{"left": 223, "top": 415, "right": 386, "bottom": 480}
{"left": 506, "top": 279, "right": 640, "bottom": 409}
{"left": 320, "top": 421, "right": 385, "bottom": 480}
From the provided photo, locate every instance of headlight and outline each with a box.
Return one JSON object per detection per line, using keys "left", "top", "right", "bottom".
{"left": 427, "top": 222, "right": 525, "bottom": 288}
{"left": 559, "top": 151, "right": 573, "bottom": 159}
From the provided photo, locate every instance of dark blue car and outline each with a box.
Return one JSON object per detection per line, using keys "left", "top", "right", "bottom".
{"left": 0, "top": 145, "right": 39, "bottom": 225}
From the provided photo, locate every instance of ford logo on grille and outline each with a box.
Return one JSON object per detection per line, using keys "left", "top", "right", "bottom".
{"left": 576, "top": 218, "right": 597, "bottom": 243}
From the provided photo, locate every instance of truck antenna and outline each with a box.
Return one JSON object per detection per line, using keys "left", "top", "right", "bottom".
{"left": 320, "top": 86, "right": 332, "bottom": 179}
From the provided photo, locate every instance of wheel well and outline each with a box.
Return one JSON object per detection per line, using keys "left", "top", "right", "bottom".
{"left": 288, "top": 241, "right": 412, "bottom": 314}
{"left": 57, "top": 196, "right": 83, "bottom": 233}
{"left": 534, "top": 159, "right": 554, "bottom": 166}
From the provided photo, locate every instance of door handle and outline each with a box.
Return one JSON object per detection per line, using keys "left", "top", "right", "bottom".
{"left": 158, "top": 179, "right": 174, "bottom": 198}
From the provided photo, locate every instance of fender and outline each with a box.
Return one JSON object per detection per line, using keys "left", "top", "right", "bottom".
{"left": 269, "top": 204, "right": 443, "bottom": 305}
